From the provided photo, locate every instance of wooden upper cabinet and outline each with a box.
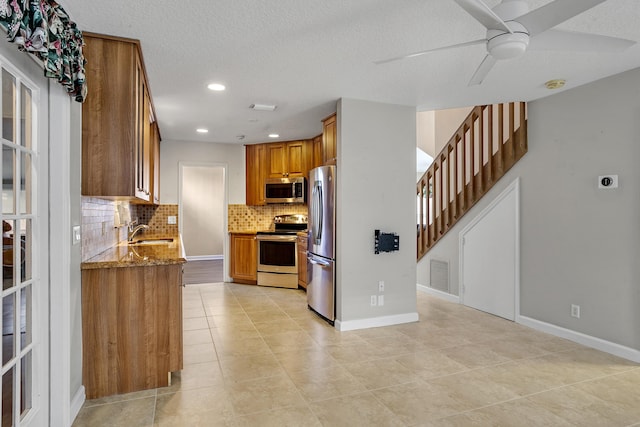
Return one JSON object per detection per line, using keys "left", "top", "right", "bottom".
{"left": 82, "top": 33, "right": 158, "bottom": 203}
{"left": 266, "top": 140, "right": 309, "bottom": 178}
{"left": 246, "top": 139, "right": 314, "bottom": 206}
{"left": 322, "top": 113, "right": 337, "bottom": 165}
{"left": 311, "top": 134, "right": 323, "bottom": 170}
{"left": 246, "top": 144, "right": 266, "bottom": 206}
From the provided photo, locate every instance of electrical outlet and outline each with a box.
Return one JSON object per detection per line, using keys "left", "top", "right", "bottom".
{"left": 370, "top": 295, "right": 377, "bottom": 306}
{"left": 167, "top": 216, "right": 177, "bottom": 225}
{"left": 571, "top": 304, "right": 580, "bottom": 318}
{"left": 378, "top": 295, "right": 384, "bottom": 306}
{"left": 378, "top": 280, "right": 384, "bottom": 292}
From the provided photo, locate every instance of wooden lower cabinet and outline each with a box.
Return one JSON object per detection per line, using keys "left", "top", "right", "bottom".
{"left": 297, "top": 234, "right": 309, "bottom": 289}
{"left": 81, "top": 264, "right": 183, "bottom": 399}
{"left": 230, "top": 233, "right": 257, "bottom": 284}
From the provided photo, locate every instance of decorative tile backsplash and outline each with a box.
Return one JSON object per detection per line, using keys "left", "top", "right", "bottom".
{"left": 133, "top": 204, "right": 179, "bottom": 236}
{"left": 81, "top": 197, "right": 128, "bottom": 261}
{"left": 81, "top": 197, "right": 179, "bottom": 261}
{"left": 228, "top": 204, "right": 308, "bottom": 232}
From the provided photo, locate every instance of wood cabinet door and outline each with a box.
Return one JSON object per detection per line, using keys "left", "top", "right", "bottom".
{"left": 311, "top": 134, "right": 323, "bottom": 170}
{"left": 135, "top": 70, "right": 152, "bottom": 202}
{"left": 246, "top": 144, "right": 266, "bottom": 206}
{"left": 322, "top": 114, "right": 337, "bottom": 165}
{"left": 230, "top": 234, "right": 257, "bottom": 283}
{"left": 266, "top": 143, "right": 287, "bottom": 178}
{"left": 82, "top": 36, "right": 137, "bottom": 197}
{"left": 297, "top": 235, "right": 308, "bottom": 288}
{"left": 151, "top": 122, "right": 161, "bottom": 204}
{"left": 285, "top": 141, "right": 308, "bottom": 178}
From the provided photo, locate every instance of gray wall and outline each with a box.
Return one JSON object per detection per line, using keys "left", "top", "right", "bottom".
{"left": 160, "top": 140, "right": 245, "bottom": 204}
{"left": 418, "top": 68, "right": 640, "bottom": 350}
{"left": 337, "top": 98, "right": 417, "bottom": 323}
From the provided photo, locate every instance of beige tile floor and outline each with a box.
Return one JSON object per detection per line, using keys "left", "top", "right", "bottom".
{"left": 73, "top": 283, "right": 640, "bottom": 427}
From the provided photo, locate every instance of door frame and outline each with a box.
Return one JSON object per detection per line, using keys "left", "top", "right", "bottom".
{"left": 178, "top": 161, "right": 229, "bottom": 279}
{"left": 459, "top": 177, "right": 520, "bottom": 320}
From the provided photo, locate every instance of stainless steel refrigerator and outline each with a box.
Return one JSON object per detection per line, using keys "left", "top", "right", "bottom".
{"left": 307, "top": 165, "right": 336, "bottom": 323}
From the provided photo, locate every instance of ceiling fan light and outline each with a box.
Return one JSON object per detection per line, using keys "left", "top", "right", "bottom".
{"left": 487, "top": 32, "right": 529, "bottom": 60}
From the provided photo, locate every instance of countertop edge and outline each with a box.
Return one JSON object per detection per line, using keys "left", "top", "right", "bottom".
{"left": 81, "top": 234, "right": 187, "bottom": 270}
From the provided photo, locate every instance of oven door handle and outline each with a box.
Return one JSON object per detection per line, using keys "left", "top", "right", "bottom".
{"left": 256, "top": 234, "right": 298, "bottom": 242}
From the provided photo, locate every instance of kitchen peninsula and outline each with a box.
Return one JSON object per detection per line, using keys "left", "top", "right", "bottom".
{"left": 80, "top": 234, "right": 186, "bottom": 399}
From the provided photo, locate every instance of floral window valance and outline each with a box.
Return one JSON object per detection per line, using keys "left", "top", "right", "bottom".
{"left": 0, "top": 0, "right": 86, "bottom": 102}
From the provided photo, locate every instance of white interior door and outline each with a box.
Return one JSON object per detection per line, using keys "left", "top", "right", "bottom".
{"left": 0, "top": 51, "right": 49, "bottom": 427}
{"left": 460, "top": 180, "right": 519, "bottom": 320}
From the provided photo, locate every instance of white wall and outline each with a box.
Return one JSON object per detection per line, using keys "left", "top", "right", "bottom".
{"left": 337, "top": 98, "right": 417, "bottom": 328}
{"left": 161, "top": 140, "right": 244, "bottom": 204}
{"left": 418, "top": 68, "right": 640, "bottom": 351}
{"left": 181, "top": 165, "right": 224, "bottom": 256}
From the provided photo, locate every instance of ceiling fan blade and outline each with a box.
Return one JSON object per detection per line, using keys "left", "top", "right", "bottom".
{"left": 374, "top": 39, "right": 485, "bottom": 65}
{"left": 529, "top": 29, "right": 636, "bottom": 52}
{"left": 452, "top": 0, "right": 513, "bottom": 33}
{"left": 468, "top": 54, "right": 497, "bottom": 86}
{"left": 517, "top": 0, "right": 607, "bottom": 37}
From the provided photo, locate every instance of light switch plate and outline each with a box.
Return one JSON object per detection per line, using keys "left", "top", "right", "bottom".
{"left": 167, "top": 216, "right": 177, "bottom": 225}
{"left": 72, "top": 225, "right": 81, "bottom": 245}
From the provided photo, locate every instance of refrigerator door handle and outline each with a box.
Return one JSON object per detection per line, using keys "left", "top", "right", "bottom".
{"left": 312, "top": 181, "right": 323, "bottom": 245}
{"left": 307, "top": 254, "right": 330, "bottom": 267}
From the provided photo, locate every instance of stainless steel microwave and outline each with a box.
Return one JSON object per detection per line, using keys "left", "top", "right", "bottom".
{"left": 264, "top": 177, "right": 306, "bottom": 204}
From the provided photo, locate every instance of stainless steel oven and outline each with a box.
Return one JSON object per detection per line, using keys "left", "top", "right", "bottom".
{"left": 256, "top": 214, "right": 307, "bottom": 289}
{"left": 257, "top": 234, "right": 298, "bottom": 274}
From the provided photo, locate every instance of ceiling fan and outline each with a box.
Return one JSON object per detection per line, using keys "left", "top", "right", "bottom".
{"left": 376, "top": 0, "right": 636, "bottom": 85}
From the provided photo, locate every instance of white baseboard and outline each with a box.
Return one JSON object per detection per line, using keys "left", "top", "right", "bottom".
{"left": 186, "top": 255, "right": 223, "bottom": 261}
{"left": 518, "top": 315, "right": 640, "bottom": 363}
{"left": 70, "top": 385, "right": 85, "bottom": 424}
{"left": 335, "top": 312, "right": 419, "bottom": 332}
{"left": 416, "top": 284, "right": 460, "bottom": 303}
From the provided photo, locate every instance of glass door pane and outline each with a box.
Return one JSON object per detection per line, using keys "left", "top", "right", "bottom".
{"left": 1, "top": 61, "right": 37, "bottom": 427}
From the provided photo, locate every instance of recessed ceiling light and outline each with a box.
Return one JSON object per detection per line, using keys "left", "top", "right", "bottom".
{"left": 207, "top": 83, "right": 226, "bottom": 91}
{"left": 268, "top": 133, "right": 279, "bottom": 138}
{"left": 196, "top": 128, "right": 209, "bottom": 133}
{"left": 544, "top": 79, "right": 566, "bottom": 90}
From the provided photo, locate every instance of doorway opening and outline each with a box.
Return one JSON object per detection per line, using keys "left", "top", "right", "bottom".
{"left": 179, "top": 163, "right": 227, "bottom": 284}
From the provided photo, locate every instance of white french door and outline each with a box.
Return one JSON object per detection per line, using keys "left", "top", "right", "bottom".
{"left": 0, "top": 50, "right": 49, "bottom": 427}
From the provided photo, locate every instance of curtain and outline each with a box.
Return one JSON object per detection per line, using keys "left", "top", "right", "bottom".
{"left": 0, "top": 0, "right": 86, "bottom": 102}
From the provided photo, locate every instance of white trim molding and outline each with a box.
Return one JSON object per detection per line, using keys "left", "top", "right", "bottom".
{"left": 335, "top": 312, "right": 419, "bottom": 332}
{"left": 518, "top": 316, "right": 640, "bottom": 363}
{"left": 416, "top": 284, "right": 460, "bottom": 304}
{"left": 70, "top": 386, "right": 86, "bottom": 422}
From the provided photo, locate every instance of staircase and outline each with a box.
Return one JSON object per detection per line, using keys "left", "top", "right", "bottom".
{"left": 417, "top": 102, "right": 527, "bottom": 261}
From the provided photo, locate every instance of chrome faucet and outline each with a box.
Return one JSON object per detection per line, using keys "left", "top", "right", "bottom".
{"left": 128, "top": 224, "right": 150, "bottom": 242}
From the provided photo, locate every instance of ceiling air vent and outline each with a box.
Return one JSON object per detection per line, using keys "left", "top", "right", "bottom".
{"left": 249, "top": 104, "right": 277, "bottom": 111}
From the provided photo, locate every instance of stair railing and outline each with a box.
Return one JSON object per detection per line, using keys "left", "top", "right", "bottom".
{"left": 417, "top": 102, "right": 527, "bottom": 261}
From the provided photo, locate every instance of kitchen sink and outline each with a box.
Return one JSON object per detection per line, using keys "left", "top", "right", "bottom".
{"left": 128, "top": 238, "right": 174, "bottom": 245}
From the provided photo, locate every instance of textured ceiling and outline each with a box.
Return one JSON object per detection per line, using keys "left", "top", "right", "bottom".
{"left": 59, "top": 0, "right": 640, "bottom": 144}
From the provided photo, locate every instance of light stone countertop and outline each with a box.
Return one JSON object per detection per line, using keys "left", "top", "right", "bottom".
{"left": 81, "top": 234, "right": 187, "bottom": 270}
